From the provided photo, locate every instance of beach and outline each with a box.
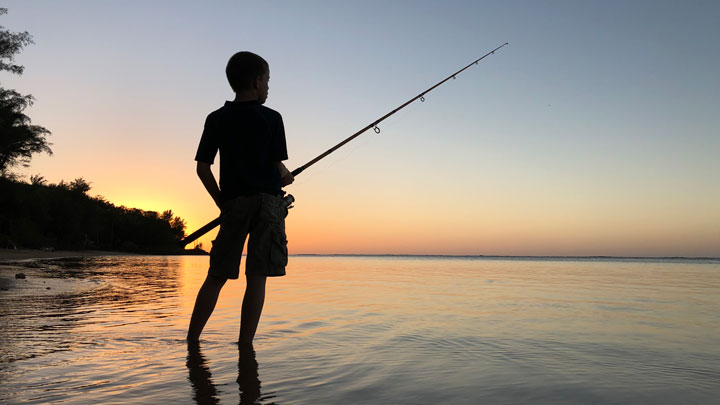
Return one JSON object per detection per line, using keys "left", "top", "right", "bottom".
{"left": 0, "top": 248, "right": 130, "bottom": 261}
{"left": 0, "top": 250, "right": 128, "bottom": 294}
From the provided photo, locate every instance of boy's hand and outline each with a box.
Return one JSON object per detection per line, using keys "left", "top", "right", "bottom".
{"left": 280, "top": 173, "right": 294, "bottom": 187}
{"left": 278, "top": 162, "right": 294, "bottom": 187}
{"left": 197, "top": 161, "right": 223, "bottom": 209}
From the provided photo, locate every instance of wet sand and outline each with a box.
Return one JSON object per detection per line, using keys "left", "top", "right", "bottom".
{"left": 0, "top": 249, "right": 204, "bottom": 295}
{"left": 0, "top": 249, "right": 129, "bottom": 262}
{"left": 0, "top": 250, "right": 129, "bottom": 294}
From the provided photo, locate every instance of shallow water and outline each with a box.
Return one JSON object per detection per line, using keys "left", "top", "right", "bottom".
{"left": 1, "top": 255, "right": 719, "bottom": 404}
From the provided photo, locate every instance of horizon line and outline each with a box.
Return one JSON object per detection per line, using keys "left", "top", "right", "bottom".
{"left": 289, "top": 253, "right": 720, "bottom": 261}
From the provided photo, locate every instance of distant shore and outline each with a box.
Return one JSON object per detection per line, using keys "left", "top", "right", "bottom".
{"left": 292, "top": 253, "right": 720, "bottom": 261}
{"left": 1, "top": 249, "right": 714, "bottom": 263}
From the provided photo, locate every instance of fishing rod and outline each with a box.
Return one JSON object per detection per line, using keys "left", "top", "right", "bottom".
{"left": 180, "top": 42, "right": 509, "bottom": 247}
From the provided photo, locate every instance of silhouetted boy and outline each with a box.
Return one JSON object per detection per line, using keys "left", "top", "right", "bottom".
{"left": 187, "top": 51, "right": 293, "bottom": 344}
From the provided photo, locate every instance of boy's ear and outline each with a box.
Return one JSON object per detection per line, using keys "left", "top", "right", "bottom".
{"left": 253, "top": 76, "right": 261, "bottom": 89}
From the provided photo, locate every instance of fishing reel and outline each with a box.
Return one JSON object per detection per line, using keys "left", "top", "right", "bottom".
{"left": 281, "top": 194, "right": 295, "bottom": 210}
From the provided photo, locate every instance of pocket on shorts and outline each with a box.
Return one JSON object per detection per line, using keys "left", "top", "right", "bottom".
{"left": 259, "top": 194, "right": 287, "bottom": 222}
{"left": 270, "top": 224, "right": 288, "bottom": 267}
{"left": 258, "top": 194, "right": 289, "bottom": 270}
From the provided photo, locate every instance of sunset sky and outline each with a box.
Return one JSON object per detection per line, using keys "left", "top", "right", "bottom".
{"left": 3, "top": 1, "right": 719, "bottom": 256}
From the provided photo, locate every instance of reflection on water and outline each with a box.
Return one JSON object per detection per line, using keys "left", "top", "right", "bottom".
{"left": 237, "top": 344, "right": 277, "bottom": 405}
{"left": 186, "top": 342, "right": 276, "bottom": 405}
{"left": 0, "top": 257, "right": 181, "bottom": 366}
{"left": 186, "top": 343, "right": 219, "bottom": 404}
{"left": 1, "top": 255, "right": 719, "bottom": 403}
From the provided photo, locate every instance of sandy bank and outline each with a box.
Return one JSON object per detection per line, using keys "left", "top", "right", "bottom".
{"left": 0, "top": 249, "right": 131, "bottom": 262}
{"left": 0, "top": 250, "right": 131, "bottom": 295}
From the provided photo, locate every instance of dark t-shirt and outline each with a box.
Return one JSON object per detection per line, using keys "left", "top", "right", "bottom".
{"left": 195, "top": 100, "right": 288, "bottom": 200}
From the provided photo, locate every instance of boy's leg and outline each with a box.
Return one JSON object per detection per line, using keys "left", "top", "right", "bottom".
{"left": 189, "top": 195, "right": 255, "bottom": 342}
{"left": 240, "top": 193, "right": 287, "bottom": 343}
{"left": 239, "top": 274, "right": 267, "bottom": 343}
{"left": 187, "top": 274, "right": 227, "bottom": 342}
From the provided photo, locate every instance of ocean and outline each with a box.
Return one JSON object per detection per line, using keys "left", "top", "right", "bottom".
{"left": 1, "top": 255, "right": 719, "bottom": 404}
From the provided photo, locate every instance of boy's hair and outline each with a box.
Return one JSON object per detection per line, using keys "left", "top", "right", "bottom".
{"left": 226, "top": 51, "right": 269, "bottom": 92}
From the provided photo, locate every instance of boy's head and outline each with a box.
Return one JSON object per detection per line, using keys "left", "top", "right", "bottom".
{"left": 226, "top": 51, "right": 270, "bottom": 103}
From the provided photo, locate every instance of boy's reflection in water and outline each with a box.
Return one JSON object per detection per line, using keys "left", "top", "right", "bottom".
{"left": 186, "top": 342, "right": 276, "bottom": 404}
{"left": 186, "top": 343, "right": 220, "bottom": 404}
{"left": 238, "top": 343, "right": 277, "bottom": 404}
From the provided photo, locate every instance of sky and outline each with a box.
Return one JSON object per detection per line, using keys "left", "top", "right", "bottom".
{"left": 2, "top": 0, "right": 719, "bottom": 256}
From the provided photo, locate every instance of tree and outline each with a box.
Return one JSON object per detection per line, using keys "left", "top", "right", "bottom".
{"left": 69, "top": 177, "right": 91, "bottom": 194}
{"left": 29, "top": 173, "right": 46, "bottom": 185}
{"left": 0, "top": 8, "right": 51, "bottom": 176}
{"left": 162, "top": 209, "right": 187, "bottom": 240}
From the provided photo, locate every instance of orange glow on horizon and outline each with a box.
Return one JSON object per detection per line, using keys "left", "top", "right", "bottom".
{"left": 64, "top": 174, "right": 719, "bottom": 258}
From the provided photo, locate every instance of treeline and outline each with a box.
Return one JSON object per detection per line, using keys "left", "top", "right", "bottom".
{"left": 1, "top": 11, "right": 197, "bottom": 254}
{"left": 0, "top": 176, "right": 190, "bottom": 253}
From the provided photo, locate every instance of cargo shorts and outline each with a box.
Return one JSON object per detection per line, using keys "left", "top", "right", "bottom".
{"left": 208, "top": 193, "right": 288, "bottom": 279}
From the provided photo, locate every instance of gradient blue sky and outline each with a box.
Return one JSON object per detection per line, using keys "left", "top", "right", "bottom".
{"left": 3, "top": 1, "right": 719, "bottom": 256}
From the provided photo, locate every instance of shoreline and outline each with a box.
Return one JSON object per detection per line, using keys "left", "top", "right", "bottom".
{"left": 0, "top": 249, "right": 133, "bottom": 262}
{"left": 0, "top": 250, "right": 129, "bottom": 295}
{"left": 292, "top": 253, "right": 720, "bottom": 261}
{"left": 2, "top": 249, "right": 715, "bottom": 262}
{"left": 0, "top": 248, "right": 208, "bottom": 263}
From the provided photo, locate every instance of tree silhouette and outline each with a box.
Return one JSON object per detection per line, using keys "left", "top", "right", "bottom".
{"left": 29, "top": 173, "right": 46, "bottom": 185}
{"left": 69, "top": 177, "right": 91, "bottom": 194}
{"left": 0, "top": 176, "right": 189, "bottom": 252}
{"left": 0, "top": 8, "right": 51, "bottom": 176}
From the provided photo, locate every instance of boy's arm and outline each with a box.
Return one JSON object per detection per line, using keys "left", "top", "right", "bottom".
{"left": 278, "top": 162, "right": 294, "bottom": 187}
{"left": 197, "top": 161, "right": 222, "bottom": 209}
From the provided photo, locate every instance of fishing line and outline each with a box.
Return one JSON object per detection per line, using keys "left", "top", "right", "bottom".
{"left": 181, "top": 42, "right": 509, "bottom": 246}
{"left": 309, "top": 132, "right": 372, "bottom": 178}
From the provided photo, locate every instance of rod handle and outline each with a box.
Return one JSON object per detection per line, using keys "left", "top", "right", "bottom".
{"left": 179, "top": 216, "right": 221, "bottom": 247}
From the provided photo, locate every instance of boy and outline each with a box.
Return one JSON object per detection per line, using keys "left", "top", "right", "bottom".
{"left": 187, "top": 51, "right": 293, "bottom": 344}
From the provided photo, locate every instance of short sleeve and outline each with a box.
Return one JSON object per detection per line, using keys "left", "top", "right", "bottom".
{"left": 194, "top": 113, "right": 219, "bottom": 164}
{"left": 272, "top": 113, "right": 289, "bottom": 161}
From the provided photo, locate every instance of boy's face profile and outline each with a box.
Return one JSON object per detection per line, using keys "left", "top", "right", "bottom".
{"left": 256, "top": 71, "right": 270, "bottom": 104}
